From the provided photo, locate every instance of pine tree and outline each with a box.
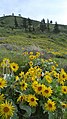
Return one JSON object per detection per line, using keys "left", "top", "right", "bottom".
{"left": 40, "top": 18, "right": 46, "bottom": 32}
{"left": 27, "top": 18, "right": 32, "bottom": 32}
{"left": 47, "top": 19, "right": 50, "bottom": 31}
{"left": 50, "top": 20, "right": 53, "bottom": 24}
{"left": 14, "top": 16, "right": 18, "bottom": 28}
{"left": 53, "top": 22, "right": 60, "bottom": 33}
{"left": 23, "top": 18, "right": 27, "bottom": 31}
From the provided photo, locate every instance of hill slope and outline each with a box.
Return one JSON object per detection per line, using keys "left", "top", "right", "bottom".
{"left": 0, "top": 32, "right": 67, "bottom": 68}
{"left": 0, "top": 15, "right": 67, "bottom": 69}
{"left": 0, "top": 15, "right": 67, "bottom": 33}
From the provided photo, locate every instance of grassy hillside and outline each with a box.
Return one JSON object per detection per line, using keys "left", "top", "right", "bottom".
{"left": 0, "top": 15, "right": 67, "bottom": 70}
{"left": 0, "top": 15, "right": 67, "bottom": 33}
{"left": 0, "top": 15, "right": 39, "bottom": 30}
{"left": 0, "top": 30, "right": 67, "bottom": 69}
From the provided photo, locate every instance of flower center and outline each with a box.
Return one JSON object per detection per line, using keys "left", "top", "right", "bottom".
{"left": 22, "top": 83, "right": 25, "bottom": 87}
{"left": 31, "top": 98, "right": 34, "bottom": 102}
{"left": 64, "top": 89, "right": 66, "bottom": 92}
{"left": 21, "top": 97, "right": 23, "bottom": 101}
{"left": 13, "top": 66, "right": 16, "bottom": 69}
{"left": 45, "top": 90, "right": 49, "bottom": 93}
{"left": 3, "top": 107, "right": 9, "bottom": 113}
{"left": 62, "top": 74, "right": 65, "bottom": 78}
{"left": 0, "top": 82, "right": 2, "bottom": 85}
{"left": 62, "top": 104, "right": 65, "bottom": 108}
{"left": 38, "top": 86, "right": 42, "bottom": 91}
{"left": 48, "top": 78, "right": 50, "bottom": 80}
{"left": 48, "top": 103, "right": 52, "bottom": 108}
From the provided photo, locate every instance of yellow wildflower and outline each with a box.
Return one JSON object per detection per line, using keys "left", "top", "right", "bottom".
{"left": 0, "top": 78, "right": 7, "bottom": 89}
{"left": 0, "top": 100, "right": 15, "bottom": 119}
{"left": 45, "top": 100, "right": 56, "bottom": 111}
{"left": 17, "top": 95, "right": 27, "bottom": 102}
{"left": 0, "top": 93, "right": 5, "bottom": 103}
{"left": 61, "top": 86, "right": 67, "bottom": 94}
{"left": 10, "top": 62, "right": 19, "bottom": 72}
{"left": 20, "top": 80, "right": 28, "bottom": 91}
{"left": 45, "top": 75, "right": 52, "bottom": 83}
{"left": 27, "top": 94, "right": 38, "bottom": 107}
{"left": 29, "top": 61, "right": 33, "bottom": 67}
{"left": 61, "top": 102, "right": 67, "bottom": 108}
{"left": 19, "top": 71, "right": 24, "bottom": 78}
{"left": 42, "top": 86, "right": 53, "bottom": 98}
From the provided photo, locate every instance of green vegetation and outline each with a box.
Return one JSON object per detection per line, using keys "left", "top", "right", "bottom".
{"left": 0, "top": 15, "right": 67, "bottom": 119}
{"left": 0, "top": 15, "right": 67, "bottom": 33}
{"left": 0, "top": 31, "right": 67, "bottom": 69}
{"left": 0, "top": 15, "right": 67, "bottom": 70}
{"left": 0, "top": 52, "right": 67, "bottom": 119}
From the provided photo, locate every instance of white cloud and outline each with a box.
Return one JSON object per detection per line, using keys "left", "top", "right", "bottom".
{"left": 0, "top": 0, "right": 67, "bottom": 24}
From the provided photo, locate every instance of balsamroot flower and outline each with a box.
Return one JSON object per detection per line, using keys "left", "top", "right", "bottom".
{"left": 27, "top": 94, "right": 38, "bottom": 107}
{"left": 0, "top": 78, "right": 7, "bottom": 89}
{"left": 0, "top": 100, "right": 15, "bottom": 119}
{"left": 10, "top": 62, "right": 19, "bottom": 72}
{"left": 45, "top": 100, "right": 56, "bottom": 111}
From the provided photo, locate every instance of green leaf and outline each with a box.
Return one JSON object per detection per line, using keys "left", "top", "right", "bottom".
{"left": 49, "top": 112, "right": 55, "bottom": 119}
{"left": 11, "top": 112, "right": 19, "bottom": 119}
{"left": 56, "top": 86, "right": 61, "bottom": 92}
{"left": 52, "top": 97, "right": 59, "bottom": 102}
{"left": 19, "top": 104, "right": 31, "bottom": 118}
{"left": 31, "top": 107, "right": 36, "bottom": 114}
{"left": 39, "top": 100, "right": 44, "bottom": 107}
{"left": 64, "top": 109, "right": 67, "bottom": 119}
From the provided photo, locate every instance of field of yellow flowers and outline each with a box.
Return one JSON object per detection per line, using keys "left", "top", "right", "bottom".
{"left": 0, "top": 51, "right": 67, "bottom": 119}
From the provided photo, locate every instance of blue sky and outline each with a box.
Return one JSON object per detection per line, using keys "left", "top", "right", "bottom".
{"left": 0, "top": 0, "right": 67, "bottom": 25}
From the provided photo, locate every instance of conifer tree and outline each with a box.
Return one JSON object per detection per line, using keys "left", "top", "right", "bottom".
{"left": 53, "top": 22, "right": 60, "bottom": 33}
{"left": 23, "top": 18, "right": 27, "bottom": 31}
{"left": 47, "top": 19, "right": 50, "bottom": 31}
{"left": 14, "top": 16, "right": 18, "bottom": 28}
{"left": 40, "top": 18, "right": 46, "bottom": 32}
{"left": 27, "top": 18, "right": 32, "bottom": 32}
